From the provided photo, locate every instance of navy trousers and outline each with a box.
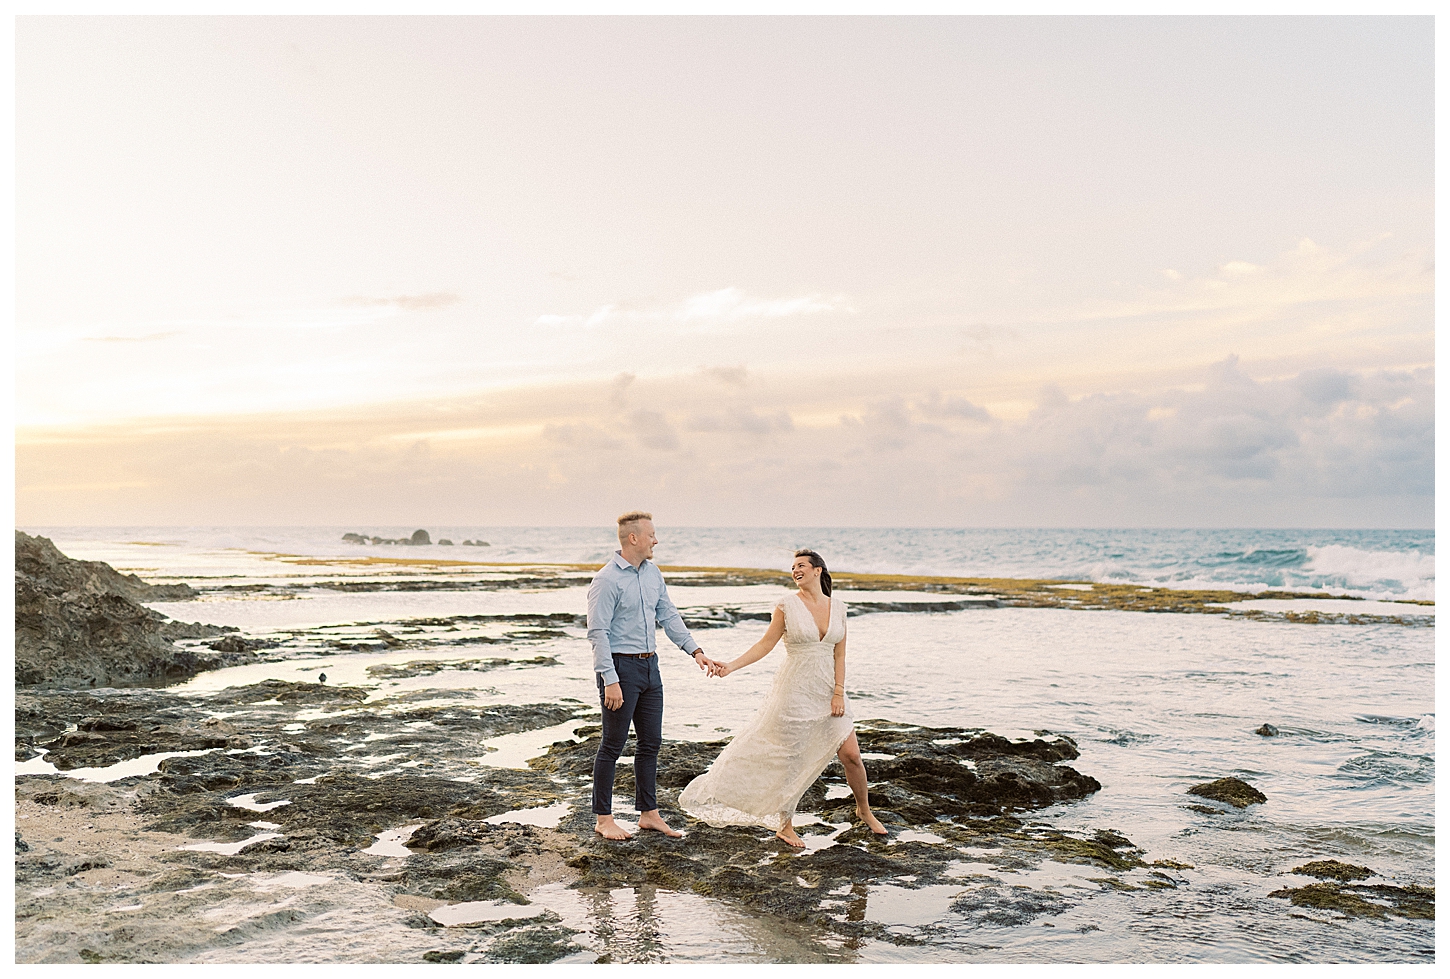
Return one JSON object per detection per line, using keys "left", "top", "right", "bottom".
{"left": 592, "top": 654, "right": 663, "bottom": 815}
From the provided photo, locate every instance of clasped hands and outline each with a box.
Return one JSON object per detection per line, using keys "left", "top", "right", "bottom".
{"left": 693, "top": 649, "right": 730, "bottom": 678}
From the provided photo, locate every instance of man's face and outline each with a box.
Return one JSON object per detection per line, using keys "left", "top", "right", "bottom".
{"left": 630, "top": 520, "right": 658, "bottom": 560}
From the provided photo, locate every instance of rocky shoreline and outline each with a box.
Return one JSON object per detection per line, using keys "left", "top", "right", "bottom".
{"left": 14, "top": 536, "right": 1435, "bottom": 962}
{"left": 17, "top": 671, "right": 1129, "bottom": 963}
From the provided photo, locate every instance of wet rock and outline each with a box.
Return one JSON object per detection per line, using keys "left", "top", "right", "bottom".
{"left": 16, "top": 831, "right": 30, "bottom": 853}
{"left": 411, "top": 530, "right": 432, "bottom": 546}
{"left": 395, "top": 851, "right": 526, "bottom": 905}
{"left": 1292, "top": 859, "right": 1375, "bottom": 881}
{"left": 1255, "top": 723, "right": 1279, "bottom": 737}
{"left": 42, "top": 723, "right": 241, "bottom": 771}
{"left": 438, "top": 539, "right": 454, "bottom": 546}
{"left": 206, "top": 635, "right": 278, "bottom": 654}
{"left": 1187, "top": 777, "right": 1266, "bottom": 808}
{"left": 483, "top": 924, "right": 582, "bottom": 963}
{"left": 1269, "top": 880, "right": 1434, "bottom": 920}
{"left": 367, "top": 656, "right": 560, "bottom": 680}
{"left": 951, "top": 883, "right": 1072, "bottom": 926}
{"left": 14, "top": 531, "right": 247, "bottom": 689}
{"left": 422, "top": 950, "right": 465, "bottom": 963}
{"left": 159, "top": 621, "right": 239, "bottom": 640}
{"left": 342, "top": 533, "right": 368, "bottom": 544}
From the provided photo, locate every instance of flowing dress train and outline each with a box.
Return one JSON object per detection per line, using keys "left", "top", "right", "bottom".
{"left": 678, "top": 593, "right": 852, "bottom": 829}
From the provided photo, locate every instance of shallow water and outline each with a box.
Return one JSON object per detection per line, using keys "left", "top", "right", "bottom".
{"left": 15, "top": 527, "right": 1436, "bottom": 962}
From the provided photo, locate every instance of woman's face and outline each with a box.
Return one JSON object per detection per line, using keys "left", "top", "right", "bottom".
{"left": 791, "top": 556, "right": 821, "bottom": 588}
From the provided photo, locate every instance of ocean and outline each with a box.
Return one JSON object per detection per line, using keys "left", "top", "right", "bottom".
{"left": 15, "top": 526, "right": 1436, "bottom": 962}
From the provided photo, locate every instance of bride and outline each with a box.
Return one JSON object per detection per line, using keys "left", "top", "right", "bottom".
{"left": 679, "top": 549, "right": 889, "bottom": 847}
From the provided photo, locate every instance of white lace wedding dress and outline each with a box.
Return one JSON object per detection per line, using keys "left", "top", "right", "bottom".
{"left": 678, "top": 592, "right": 853, "bottom": 829}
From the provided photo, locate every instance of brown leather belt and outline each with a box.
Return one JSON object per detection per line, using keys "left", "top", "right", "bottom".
{"left": 612, "top": 652, "right": 655, "bottom": 659}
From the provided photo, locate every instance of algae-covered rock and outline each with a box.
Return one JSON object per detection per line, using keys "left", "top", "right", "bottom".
{"left": 1293, "top": 860, "right": 1374, "bottom": 881}
{"left": 1269, "top": 880, "right": 1434, "bottom": 920}
{"left": 1187, "top": 777, "right": 1266, "bottom": 808}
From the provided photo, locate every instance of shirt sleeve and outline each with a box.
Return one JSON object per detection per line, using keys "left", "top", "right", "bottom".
{"left": 586, "top": 571, "right": 621, "bottom": 685}
{"left": 654, "top": 573, "right": 701, "bottom": 656}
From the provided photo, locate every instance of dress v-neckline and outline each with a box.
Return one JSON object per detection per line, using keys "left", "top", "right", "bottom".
{"left": 793, "top": 592, "right": 832, "bottom": 641}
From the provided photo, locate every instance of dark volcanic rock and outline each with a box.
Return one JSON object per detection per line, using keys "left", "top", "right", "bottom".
{"left": 14, "top": 531, "right": 249, "bottom": 689}
{"left": 1256, "top": 724, "right": 1279, "bottom": 737}
{"left": 1187, "top": 777, "right": 1267, "bottom": 808}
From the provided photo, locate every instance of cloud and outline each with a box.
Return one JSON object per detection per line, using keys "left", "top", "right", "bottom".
{"left": 701, "top": 365, "right": 750, "bottom": 387}
{"left": 918, "top": 391, "right": 993, "bottom": 423}
{"left": 340, "top": 293, "right": 462, "bottom": 311}
{"left": 686, "top": 408, "right": 792, "bottom": 435}
{"left": 609, "top": 372, "right": 635, "bottom": 408}
{"left": 535, "top": 287, "right": 854, "bottom": 331}
{"left": 83, "top": 331, "right": 182, "bottom": 343}
{"left": 627, "top": 409, "right": 680, "bottom": 451}
{"left": 14, "top": 358, "right": 1431, "bottom": 528}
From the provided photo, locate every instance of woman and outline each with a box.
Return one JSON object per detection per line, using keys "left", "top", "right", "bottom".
{"left": 679, "top": 549, "right": 889, "bottom": 847}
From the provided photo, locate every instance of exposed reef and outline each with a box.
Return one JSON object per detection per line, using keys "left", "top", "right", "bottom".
{"left": 1270, "top": 861, "right": 1433, "bottom": 920}
{"left": 208, "top": 554, "right": 1433, "bottom": 627}
{"left": 16, "top": 677, "right": 1147, "bottom": 963}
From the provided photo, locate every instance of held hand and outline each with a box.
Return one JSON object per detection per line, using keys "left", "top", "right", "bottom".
{"left": 830, "top": 694, "right": 845, "bottom": 717}
{"left": 603, "top": 682, "right": 624, "bottom": 711}
{"left": 694, "top": 651, "right": 724, "bottom": 676}
{"left": 713, "top": 661, "right": 733, "bottom": 678}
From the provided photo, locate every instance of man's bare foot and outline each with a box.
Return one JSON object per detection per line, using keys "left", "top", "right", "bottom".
{"left": 776, "top": 826, "right": 806, "bottom": 849}
{"left": 595, "top": 816, "right": 633, "bottom": 841}
{"left": 858, "top": 807, "right": 888, "bottom": 835}
{"left": 637, "top": 810, "right": 683, "bottom": 838}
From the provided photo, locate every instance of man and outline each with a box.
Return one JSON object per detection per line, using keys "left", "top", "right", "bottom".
{"left": 587, "top": 510, "right": 722, "bottom": 840}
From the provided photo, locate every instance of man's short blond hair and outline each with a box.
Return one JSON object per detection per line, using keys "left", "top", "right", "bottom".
{"left": 617, "top": 510, "right": 653, "bottom": 544}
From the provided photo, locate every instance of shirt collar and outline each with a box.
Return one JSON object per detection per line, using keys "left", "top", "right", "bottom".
{"left": 609, "top": 550, "right": 643, "bottom": 572}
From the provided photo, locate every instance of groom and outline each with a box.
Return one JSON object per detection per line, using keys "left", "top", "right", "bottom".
{"left": 588, "top": 511, "right": 722, "bottom": 840}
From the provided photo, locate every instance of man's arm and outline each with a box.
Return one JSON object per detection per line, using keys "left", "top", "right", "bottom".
{"left": 586, "top": 573, "right": 621, "bottom": 686}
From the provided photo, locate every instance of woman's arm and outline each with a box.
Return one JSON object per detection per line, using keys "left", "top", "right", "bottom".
{"left": 830, "top": 622, "right": 847, "bottom": 716}
{"left": 719, "top": 607, "right": 785, "bottom": 676}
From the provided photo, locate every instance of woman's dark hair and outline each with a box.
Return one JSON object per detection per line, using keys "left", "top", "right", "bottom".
{"left": 794, "top": 548, "right": 832, "bottom": 597}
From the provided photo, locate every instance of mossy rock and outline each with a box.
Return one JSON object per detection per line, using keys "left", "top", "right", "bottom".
{"left": 1292, "top": 860, "right": 1374, "bottom": 882}
{"left": 1186, "top": 777, "right": 1266, "bottom": 808}
{"left": 1268, "top": 881, "right": 1433, "bottom": 920}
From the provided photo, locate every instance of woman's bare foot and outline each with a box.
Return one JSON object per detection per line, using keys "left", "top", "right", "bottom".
{"left": 776, "top": 825, "right": 806, "bottom": 849}
{"left": 858, "top": 807, "right": 888, "bottom": 835}
{"left": 595, "top": 815, "right": 633, "bottom": 840}
{"left": 637, "top": 810, "right": 683, "bottom": 838}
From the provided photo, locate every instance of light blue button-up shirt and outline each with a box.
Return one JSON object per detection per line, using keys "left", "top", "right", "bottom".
{"left": 587, "top": 551, "right": 701, "bottom": 685}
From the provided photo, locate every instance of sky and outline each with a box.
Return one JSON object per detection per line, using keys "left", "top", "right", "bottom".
{"left": 13, "top": 15, "right": 1434, "bottom": 528}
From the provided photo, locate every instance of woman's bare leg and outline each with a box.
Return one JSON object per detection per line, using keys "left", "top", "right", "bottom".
{"left": 838, "top": 732, "right": 888, "bottom": 834}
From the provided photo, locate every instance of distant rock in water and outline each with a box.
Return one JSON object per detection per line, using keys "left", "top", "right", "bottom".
{"left": 1187, "top": 776, "right": 1267, "bottom": 808}
{"left": 1256, "top": 724, "right": 1280, "bottom": 737}
{"left": 341, "top": 530, "right": 437, "bottom": 546}
{"left": 462, "top": 540, "right": 490, "bottom": 547}
{"left": 438, "top": 539, "right": 454, "bottom": 546}
{"left": 14, "top": 531, "right": 246, "bottom": 690}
